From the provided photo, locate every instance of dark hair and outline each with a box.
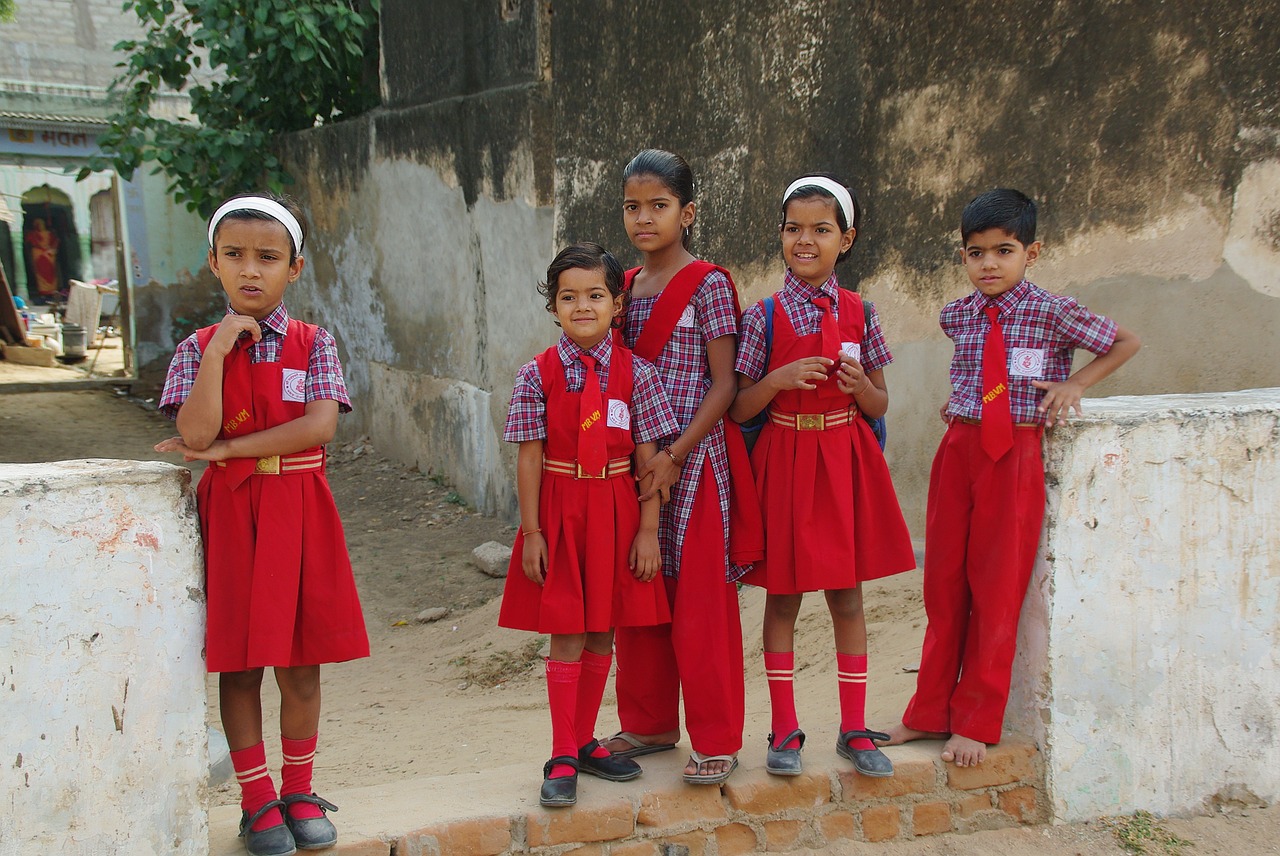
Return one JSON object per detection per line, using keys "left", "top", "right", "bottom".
{"left": 622, "top": 149, "right": 696, "bottom": 249}
{"left": 537, "top": 242, "right": 626, "bottom": 326}
{"left": 780, "top": 173, "right": 861, "bottom": 264}
{"left": 209, "top": 192, "right": 309, "bottom": 263}
{"left": 961, "top": 188, "right": 1037, "bottom": 246}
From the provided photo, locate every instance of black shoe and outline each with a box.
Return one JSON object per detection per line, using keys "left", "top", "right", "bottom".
{"left": 540, "top": 756, "right": 579, "bottom": 807}
{"left": 577, "top": 738, "right": 642, "bottom": 781}
{"left": 837, "top": 729, "right": 895, "bottom": 777}
{"left": 766, "top": 728, "right": 806, "bottom": 777}
{"left": 239, "top": 800, "right": 297, "bottom": 856}
{"left": 281, "top": 793, "right": 339, "bottom": 850}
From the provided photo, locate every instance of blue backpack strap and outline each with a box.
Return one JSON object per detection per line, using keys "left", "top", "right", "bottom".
{"left": 762, "top": 296, "right": 774, "bottom": 363}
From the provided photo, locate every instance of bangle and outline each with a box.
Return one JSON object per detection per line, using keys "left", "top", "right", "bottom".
{"left": 664, "top": 447, "right": 684, "bottom": 466}
{"left": 523, "top": 527, "right": 541, "bottom": 535}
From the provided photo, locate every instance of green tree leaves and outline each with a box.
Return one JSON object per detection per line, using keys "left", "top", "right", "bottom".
{"left": 86, "top": 0, "right": 380, "bottom": 216}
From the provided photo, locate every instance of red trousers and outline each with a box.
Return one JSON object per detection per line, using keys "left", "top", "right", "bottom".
{"left": 613, "top": 466, "right": 745, "bottom": 756}
{"left": 903, "top": 421, "right": 1045, "bottom": 744}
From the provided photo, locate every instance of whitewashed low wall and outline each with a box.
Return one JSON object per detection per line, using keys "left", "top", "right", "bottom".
{"left": 0, "top": 460, "right": 207, "bottom": 855}
{"left": 1007, "top": 389, "right": 1280, "bottom": 822}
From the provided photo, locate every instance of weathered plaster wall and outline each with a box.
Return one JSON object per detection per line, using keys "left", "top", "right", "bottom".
{"left": 280, "top": 0, "right": 1280, "bottom": 527}
{"left": 1006, "top": 390, "right": 1280, "bottom": 821}
{"left": 0, "top": 460, "right": 207, "bottom": 855}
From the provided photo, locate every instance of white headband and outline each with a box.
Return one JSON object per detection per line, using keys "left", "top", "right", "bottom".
{"left": 207, "top": 197, "right": 304, "bottom": 255}
{"left": 783, "top": 177, "right": 855, "bottom": 231}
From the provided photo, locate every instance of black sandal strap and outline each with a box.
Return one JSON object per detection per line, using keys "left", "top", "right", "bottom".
{"left": 240, "top": 799, "right": 287, "bottom": 836}
{"left": 281, "top": 792, "right": 338, "bottom": 813}
{"left": 768, "top": 728, "right": 806, "bottom": 751}
{"left": 839, "top": 728, "right": 891, "bottom": 745}
{"left": 543, "top": 755, "right": 580, "bottom": 777}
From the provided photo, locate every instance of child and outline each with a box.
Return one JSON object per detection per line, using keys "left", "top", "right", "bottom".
{"left": 603, "top": 149, "right": 760, "bottom": 785}
{"left": 156, "top": 193, "right": 368, "bottom": 856}
{"left": 498, "top": 242, "right": 678, "bottom": 807}
{"left": 730, "top": 175, "right": 916, "bottom": 778}
{"left": 881, "top": 188, "right": 1141, "bottom": 767}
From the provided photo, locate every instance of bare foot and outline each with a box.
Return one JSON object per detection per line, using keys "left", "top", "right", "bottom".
{"left": 941, "top": 734, "right": 986, "bottom": 767}
{"left": 602, "top": 729, "right": 680, "bottom": 755}
{"left": 876, "top": 721, "right": 948, "bottom": 746}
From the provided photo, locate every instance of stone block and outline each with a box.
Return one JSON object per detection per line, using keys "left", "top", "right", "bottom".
{"left": 637, "top": 782, "right": 728, "bottom": 827}
{"left": 609, "top": 841, "right": 660, "bottom": 856}
{"left": 957, "top": 793, "right": 995, "bottom": 818}
{"left": 652, "top": 830, "right": 708, "bottom": 855}
{"left": 945, "top": 741, "right": 1037, "bottom": 790}
{"left": 818, "top": 810, "right": 857, "bottom": 843}
{"left": 859, "top": 805, "right": 900, "bottom": 842}
{"left": 840, "top": 756, "right": 936, "bottom": 801}
{"left": 402, "top": 816, "right": 511, "bottom": 856}
{"left": 714, "top": 822, "right": 760, "bottom": 855}
{"left": 525, "top": 799, "right": 634, "bottom": 847}
{"left": 563, "top": 845, "right": 605, "bottom": 856}
{"left": 472, "top": 540, "right": 511, "bottom": 577}
{"left": 912, "top": 801, "right": 952, "bottom": 836}
{"left": 763, "top": 819, "right": 804, "bottom": 851}
{"left": 724, "top": 768, "right": 831, "bottom": 814}
{"left": 335, "top": 841, "right": 398, "bottom": 856}
{"left": 999, "top": 785, "right": 1039, "bottom": 822}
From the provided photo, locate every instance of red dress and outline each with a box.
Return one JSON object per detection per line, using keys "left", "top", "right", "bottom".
{"left": 743, "top": 290, "right": 915, "bottom": 594}
{"left": 498, "top": 345, "right": 672, "bottom": 633}
{"left": 195, "top": 320, "right": 370, "bottom": 672}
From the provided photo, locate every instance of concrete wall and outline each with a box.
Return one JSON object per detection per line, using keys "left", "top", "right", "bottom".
{"left": 1006, "top": 389, "right": 1280, "bottom": 822}
{"left": 278, "top": 0, "right": 1280, "bottom": 526}
{"left": 0, "top": 460, "right": 207, "bottom": 855}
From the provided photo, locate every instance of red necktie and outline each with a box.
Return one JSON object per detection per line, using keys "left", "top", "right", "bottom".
{"left": 577, "top": 354, "right": 608, "bottom": 476}
{"left": 981, "top": 304, "right": 1013, "bottom": 460}
{"left": 813, "top": 294, "right": 844, "bottom": 399}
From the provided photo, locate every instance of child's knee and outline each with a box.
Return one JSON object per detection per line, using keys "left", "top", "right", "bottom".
{"left": 765, "top": 593, "right": 804, "bottom": 623}
{"left": 825, "top": 587, "right": 864, "bottom": 622}
{"left": 274, "top": 665, "right": 321, "bottom": 700}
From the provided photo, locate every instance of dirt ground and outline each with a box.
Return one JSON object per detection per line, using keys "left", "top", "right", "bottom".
{"left": 3, "top": 386, "right": 1275, "bottom": 855}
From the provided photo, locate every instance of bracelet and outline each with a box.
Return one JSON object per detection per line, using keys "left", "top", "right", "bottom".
{"left": 523, "top": 527, "right": 541, "bottom": 535}
{"left": 664, "top": 447, "right": 684, "bottom": 466}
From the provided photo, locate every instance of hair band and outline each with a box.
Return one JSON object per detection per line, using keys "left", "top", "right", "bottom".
{"left": 207, "top": 196, "right": 304, "bottom": 254}
{"left": 783, "top": 177, "right": 855, "bottom": 230}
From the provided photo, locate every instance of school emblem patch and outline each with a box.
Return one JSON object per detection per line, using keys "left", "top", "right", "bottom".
{"left": 607, "top": 399, "right": 631, "bottom": 430}
{"left": 282, "top": 368, "right": 307, "bottom": 402}
{"left": 1009, "top": 348, "right": 1046, "bottom": 378}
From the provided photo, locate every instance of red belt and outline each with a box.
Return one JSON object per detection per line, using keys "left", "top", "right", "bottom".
{"left": 542, "top": 456, "right": 632, "bottom": 479}
{"left": 767, "top": 407, "right": 856, "bottom": 431}
{"left": 215, "top": 449, "right": 325, "bottom": 475}
{"left": 949, "top": 416, "right": 1042, "bottom": 429}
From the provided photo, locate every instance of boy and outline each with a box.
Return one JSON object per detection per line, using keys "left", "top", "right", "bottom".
{"left": 882, "top": 188, "right": 1140, "bottom": 767}
{"left": 157, "top": 194, "right": 368, "bottom": 856}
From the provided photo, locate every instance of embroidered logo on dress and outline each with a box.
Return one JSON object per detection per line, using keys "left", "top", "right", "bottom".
{"left": 282, "top": 368, "right": 307, "bottom": 402}
{"left": 677, "top": 305, "right": 696, "bottom": 328}
{"left": 1009, "top": 348, "right": 1046, "bottom": 378}
{"left": 607, "top": 399, "right": 631, "bottom": 430}
{"left": 841, "top": 341, "right": 862, "bottom": 361}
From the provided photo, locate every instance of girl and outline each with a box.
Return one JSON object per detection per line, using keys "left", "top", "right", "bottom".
{"left": 603, "top": 149, "right": 760, "bottom": 785}
{"left": 498, "top": 242, "right": 677, "bottom": 808}
{"left": 729, "top": 175, "right": 916, "bottom": 778}
{"left": 156, "top": 193, "right": 368, "bottom": 856}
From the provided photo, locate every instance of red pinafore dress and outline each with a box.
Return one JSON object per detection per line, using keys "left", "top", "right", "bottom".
{"left": 196, "top": 320, "right": 370, "bottom": 672}
{"left": 742, "top": 291, "right": 915, "bottom": 594}
{"left": 498, "top": 345, "right": 672, "bottom": 633}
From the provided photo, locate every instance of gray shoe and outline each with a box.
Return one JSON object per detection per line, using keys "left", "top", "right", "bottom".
{"left": 766, "top": 728, "right": 805, "bottom": 777}
{"left": 239, "top": 800, "right": 296, "bottom": 856}
{"left": 836, "top": 729, "right": 894, "bottom": 778}
{"left": 281, "top": 794, "right": 338, "bottom": 850}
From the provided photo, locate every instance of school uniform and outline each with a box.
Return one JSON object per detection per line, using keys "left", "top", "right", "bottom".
{"left": 159, "top": 305, "right": 369, "bottom": 672}
{"left": 498, "top": 334, "right": 677, "bottom": 633}
{"left": 735, "top": 271, "right": 915, "bottom": 593}
{"left": 612, "top": 261, "right": 755, "bottom": 757}
{"left": 903, "top": 279, "right": 1117, "bottom": 743}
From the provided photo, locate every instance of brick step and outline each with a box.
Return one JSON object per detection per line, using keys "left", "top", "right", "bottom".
{"left": 209, "top": 738, "right": 1041, "bottom": 855}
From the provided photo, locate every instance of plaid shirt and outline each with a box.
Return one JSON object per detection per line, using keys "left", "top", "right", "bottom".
{"left": 503, "top": 333, "right": 677, "bottom": 445}
{"left": 941, "top": 280, "right": 1117, "bottom": 423}
{"left": 622, "top": 267, "right": 741, "bottom": 579}
{"left": 736, "top": 270, "right": 893, "bottom": 380}
{"left": 159, "top": 304, "right": 352, "bottom": 419}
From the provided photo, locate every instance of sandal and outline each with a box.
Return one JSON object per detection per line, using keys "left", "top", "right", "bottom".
{"left": 836, "top": 729, "right": 894, "bottom": 778}
{"left": 238, "top": 799, "right": 296, "bottom": 856}
{"left": 766, "top": 728, "right": 805, "bottom": 777}
{"left": 682, "top": 751, "right": 738, "bottom": 785}
{"left": 540, "top": 756, "right": 579, "bottom": 807}
{"left": 281, "top": 793, "right": 338, "bottom": 851}
{"left": 605, "top": 731, "right": 677, "bottom": 759}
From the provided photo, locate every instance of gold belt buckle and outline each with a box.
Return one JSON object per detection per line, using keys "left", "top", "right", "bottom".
{"left": 796, "top": 413, "right": 825, "bottom": 431}
{"left": 576, "top": 463, "right": 607, "bottom": 479}
{"left": 254, "top": 455, "right": 281, "bottom": 475}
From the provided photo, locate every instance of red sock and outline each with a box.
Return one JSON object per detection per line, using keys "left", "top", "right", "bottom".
{"left": 545, "top": 658, "right": 581, "bottom": 778}
{"left": 764, "top": 650, "right": 801, "bottom": 750}
{"left": 230, "top": 742, "right": 282, "bottom": 831}
{"left": 281, "top": 733, "right": 324, "bottom": 820}
{"left": 575, "top": 650, "right": 612, "bottom": 757}
{"left": 837, "top": 653, "right": 873, "bottom": 751}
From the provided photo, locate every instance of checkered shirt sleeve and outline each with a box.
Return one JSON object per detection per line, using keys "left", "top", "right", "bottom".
{"left": 941, "top": 281, "right": 1118, "bottom": 422}
{"left": 503, "top": 359, "right": 546, "bottom": 443}
{"left": 630, "top": 356, "right": 680, "bottom": 444}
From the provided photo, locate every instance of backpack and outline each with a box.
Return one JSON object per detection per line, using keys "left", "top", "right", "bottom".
{"left": 740, "top": 295, "right": 888, "bottom": 452}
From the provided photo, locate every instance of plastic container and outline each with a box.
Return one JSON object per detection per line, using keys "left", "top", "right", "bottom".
{"left": 61, "top": 323, "right": 87, "bottom": 361}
